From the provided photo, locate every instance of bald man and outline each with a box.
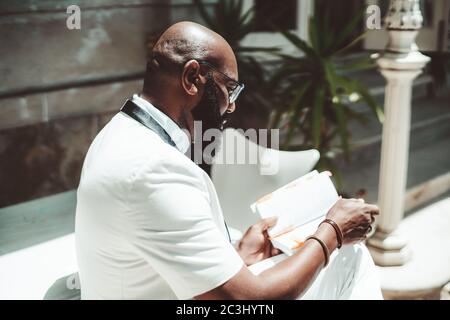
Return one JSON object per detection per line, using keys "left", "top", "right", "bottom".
{"left": 75, "top": 22, "right": 382, "bottom": 300}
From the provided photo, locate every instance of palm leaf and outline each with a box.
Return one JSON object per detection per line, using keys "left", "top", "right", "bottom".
{"left": 317, "top": 157, "right": 342, "bottom": 190}
{"left": 236, "top": 46, "right": 280, "bottom": 53}
{"left": 308, "top": 16, "right": 320, "bottom": 53}
{"left": 341, "top": 104, "right": 369, "bottom": 125}
{"left": 192, "top": 0, "right": 218, "bottom": 31}
{"left": 311, "top": 87, "right": 325, "bottom": 148}
{"left": 238, "top": 4, "right": 254, "bottom": 26}
{"left": 332, "top": 74, "right": 384, "bottom": 122}
{"left": 334, "top": 31, "right": 369, "bottom": 56}
{"left": 352, "top": 81, "right": 384, "bottom": 123}
{"left": 336, "top": 57, "right": 376, "bottom": 72}
{"left": 281, "top": 82, "right": 311, "bottom": 147}
{"left": 328, "top": 10, "right": 364, "bottom": 54}
{"left": 334, "top": 103, "right": 350, "bottom": 161}
{"left": 280, "top": 30, "right": 317, "bottom": 57}
{"left": 323, "top": 59, "right": 337, "bottom": 97}
{"left": 320, "top": 9, "right": 333, "bottom": 53}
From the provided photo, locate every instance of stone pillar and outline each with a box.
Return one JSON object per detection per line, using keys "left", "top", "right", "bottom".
{"left": 367, "top": 0, "right": 430, "bottom": 266}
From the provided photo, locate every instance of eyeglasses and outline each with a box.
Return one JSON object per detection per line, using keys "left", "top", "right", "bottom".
{"left": 198, "top": 60, "right": 245, "bottom": 104}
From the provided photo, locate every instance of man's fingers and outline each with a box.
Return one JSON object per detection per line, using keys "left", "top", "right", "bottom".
{"left": 271, "top": 246, "right": 281, "bottom": 256}
{"left": 257, "top": 216, "right": 278, "bottom": 231}
{"left": 363, "top": 204, "right": 380, "bottom": 215}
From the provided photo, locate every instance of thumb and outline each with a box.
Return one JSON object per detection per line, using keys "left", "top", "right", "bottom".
{"left": 258, "top": 216, "right": 278, "bottom": 231}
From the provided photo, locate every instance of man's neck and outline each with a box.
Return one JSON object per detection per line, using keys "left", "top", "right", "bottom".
{"left": 139, "top": 92, "right": 193, "bottom": 141}
{"left": 140, "top": 92, "right": 181, "bottom": 127}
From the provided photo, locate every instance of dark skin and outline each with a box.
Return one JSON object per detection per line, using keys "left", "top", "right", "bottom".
{"left": 142, "top": 21, "right": 380, "bottom": 300}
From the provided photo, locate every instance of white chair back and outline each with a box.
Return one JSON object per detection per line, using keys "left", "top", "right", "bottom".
{"left": 211, "top": 128, "right": 320, "bottom": 233}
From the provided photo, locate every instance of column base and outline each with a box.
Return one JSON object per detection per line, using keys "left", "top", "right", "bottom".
{"left": 367, "top": 230, "right": 412, "bottom": 266}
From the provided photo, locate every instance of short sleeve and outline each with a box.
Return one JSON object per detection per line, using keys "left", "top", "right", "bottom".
{"left": 126, "top": 156, "right": 244, "bottom": 299}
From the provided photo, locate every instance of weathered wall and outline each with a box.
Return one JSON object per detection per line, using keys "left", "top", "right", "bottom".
{"left": 0, "top": 0, "right": 209, "bottom": 207}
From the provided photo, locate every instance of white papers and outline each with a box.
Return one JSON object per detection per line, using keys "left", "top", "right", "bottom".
{"left": 250, "top": 170, "right": 339, "bottom": 255}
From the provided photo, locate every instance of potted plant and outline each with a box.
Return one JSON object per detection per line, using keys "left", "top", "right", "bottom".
{"left": 269, "top": 12, "right": 384, "bottom": 186}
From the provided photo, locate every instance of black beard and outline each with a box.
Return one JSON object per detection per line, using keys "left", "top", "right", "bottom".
{"left": 190, "top": 75, "right": 229, "bottom": 174}
{"left": 191, "top": 75, "right": 228, "bottom": 132}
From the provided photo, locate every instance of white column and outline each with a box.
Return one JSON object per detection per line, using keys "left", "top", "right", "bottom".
{"left": 367, "top": 0, "right": 430, "bottom": 266}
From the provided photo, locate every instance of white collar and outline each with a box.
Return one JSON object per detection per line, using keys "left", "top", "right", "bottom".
{"left": 131, "top": 94, "right": 190, "bottom": 153}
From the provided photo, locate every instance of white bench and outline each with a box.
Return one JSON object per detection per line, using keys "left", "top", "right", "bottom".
{"left": 0, "top": 233, "right": 79, "bottom": 299}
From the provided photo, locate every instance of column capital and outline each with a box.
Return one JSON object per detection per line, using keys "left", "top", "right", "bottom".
{"left": 377, "top": 0, "right": 430, "bottom": 72}
{"left": 377, "top": 49, "right": 430, "bottom": 73}
{"left": 385, "top": 0, "right": 423, "bottom": 30}
{"left": 377, "top": 0, "right": 430, "bottom": 68}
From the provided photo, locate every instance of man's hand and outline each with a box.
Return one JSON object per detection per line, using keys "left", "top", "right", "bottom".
{"left": 326, "top": 198, "right": 379, "bottom": 245}
{"left": 236, "top": 217, "right": 281, "bottom": 266}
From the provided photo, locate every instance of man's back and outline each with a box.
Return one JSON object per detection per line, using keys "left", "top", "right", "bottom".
{"left": 75, "top": 111, "right": 243, "bottom": 299}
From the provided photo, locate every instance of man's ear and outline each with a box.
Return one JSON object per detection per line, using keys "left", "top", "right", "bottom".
{"left": 181, "top": 60, "right": 204, "bottom": 97}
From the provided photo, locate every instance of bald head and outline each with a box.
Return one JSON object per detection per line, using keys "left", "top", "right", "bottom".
{"left": 141, "top": 22, "right": 240, "bottom": 140}
{"left": 149, "top": 21, "right": 237, "bottom": 79}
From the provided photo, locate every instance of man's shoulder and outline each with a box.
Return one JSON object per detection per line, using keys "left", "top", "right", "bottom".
{"left": 104, "top": 113, "right": 206, "bottom": 182}
{"left": 135, "top": 145, "right": 206, "bottom": 186}
{"left": 96, "top": 113, "right": 174, "bottom": 158}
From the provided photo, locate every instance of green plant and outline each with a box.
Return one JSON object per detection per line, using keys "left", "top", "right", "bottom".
{"left": 270, "top": 12, "right": 384, "bottom": 185}
{"left": 193, "top": 0, "right": 279, "bottom": 130}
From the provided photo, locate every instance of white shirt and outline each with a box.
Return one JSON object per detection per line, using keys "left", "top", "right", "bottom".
{"left": 75, "top": 95, "right": 244, "bottom": 299}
